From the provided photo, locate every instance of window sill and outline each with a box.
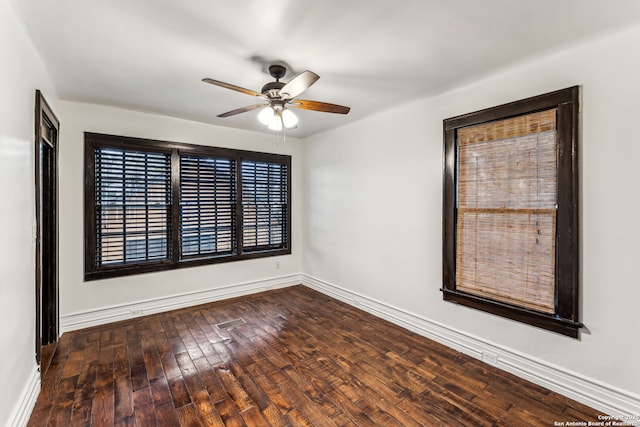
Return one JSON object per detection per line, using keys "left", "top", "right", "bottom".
{"left": 84, "top": 247, "right": 291, "bottom": 282}
{"left": 441, "top": 289, "right": 582, "bottom": 338}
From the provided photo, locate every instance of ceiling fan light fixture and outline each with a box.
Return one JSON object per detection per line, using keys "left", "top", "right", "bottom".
{"left": 267, "top": 112, "right": 283, "bottom": 131}
{"left": 261, "top": 105, "right": 296, "bottom": 131}
{"left": 258, "top": 106, "right": 275, "bottom": 125}
{"left": 281, "top": 108, "right": 298, "bottom": 129}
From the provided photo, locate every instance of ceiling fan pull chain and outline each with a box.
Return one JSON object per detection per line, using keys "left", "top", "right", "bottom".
{"left": 281, "top": 118, "right": 286, "bottom": 144}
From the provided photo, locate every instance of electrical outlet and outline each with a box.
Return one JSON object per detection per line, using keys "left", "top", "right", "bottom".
{"left": 130, "top": 308, "right": 143, "bottom": 317}
{"left": 482, "top": 350, "right": 499, "bottom": 365}
{"left": 275, "top": 261, "right": 280, "bottom": 269}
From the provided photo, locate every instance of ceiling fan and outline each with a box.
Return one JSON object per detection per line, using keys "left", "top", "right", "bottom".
{"left": 202, "top": 64, "right": 350, "bottom": 131}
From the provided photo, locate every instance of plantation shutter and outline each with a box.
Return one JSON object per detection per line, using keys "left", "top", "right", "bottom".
{"left": 241, "top": 160, "right": 288, "bottom": 252}
{"left": 179, "top": 155, "right": 236, "bottom": 258}
{"left": 95, "top": 147, "right": 171, "bottom": 266}
{"left": 455, "top": 109, "right": 557, "bottom": 313}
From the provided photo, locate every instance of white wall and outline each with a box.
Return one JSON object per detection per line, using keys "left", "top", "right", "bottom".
{"left": 5, "top": 3, "right": 639, "bottom": 421}
{"left": 58, "top": 102, "right": 304, "bottom": 317}
{"left": 304, "top": 23, "right": 640, "bottom": 399}
{"left": 0, "top": 0, "right": 58, "bottom": 424}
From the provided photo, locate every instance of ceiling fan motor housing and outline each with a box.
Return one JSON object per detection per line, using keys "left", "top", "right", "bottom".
{"left": 261, "top": 81, "right": 285, "bottom": 98}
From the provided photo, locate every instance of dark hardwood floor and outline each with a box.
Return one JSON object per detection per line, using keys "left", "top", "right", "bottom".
{"left": 28, "top": 285, "right": 600, "bottom": 426}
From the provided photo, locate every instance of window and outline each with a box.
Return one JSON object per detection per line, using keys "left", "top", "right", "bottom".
{"left": 179, "top": 155, "right": 236, "bottom": 258}
{"left": 94, "top": 147, "right": 172, "bottom": 266}
{"left": 442, "top": 87, "right": 580, "bottom": 337}
{"left": 85, "top": 133, "right": 291, "bottom": 280}
{"left": 241, "top": 160, "right": 288, "bottom": 252}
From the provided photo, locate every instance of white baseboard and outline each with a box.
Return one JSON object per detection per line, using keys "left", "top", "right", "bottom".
{"left": 302, "top": 273, "right": 640, "bottom": 419}
{"left": 60, "top": 273, "right": 303, "bottom": 333}
{"left": 7, "top": 365, "right": 40, "bottom": 427}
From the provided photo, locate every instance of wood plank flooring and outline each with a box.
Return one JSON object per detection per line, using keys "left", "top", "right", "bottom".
{"left": 28, "top": 285, "right": 601, "bottom": 426}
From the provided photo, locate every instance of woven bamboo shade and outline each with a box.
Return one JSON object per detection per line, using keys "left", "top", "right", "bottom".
{"left": 456, "top": 109, "right": 557, "bottom": 313}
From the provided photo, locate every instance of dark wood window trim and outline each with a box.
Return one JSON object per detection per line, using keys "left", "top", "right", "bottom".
{"left": 84, "top": 132, "right": 291, "bottom": 281}
{"left": 442, "top": 86, "right": 581, "bottom": 338}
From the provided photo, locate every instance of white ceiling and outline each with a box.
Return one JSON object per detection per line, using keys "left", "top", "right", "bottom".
{"left": 11, "top": 0, "right": 640, "bottom": 138}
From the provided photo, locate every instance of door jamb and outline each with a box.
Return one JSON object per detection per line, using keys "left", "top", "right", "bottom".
{"left": 34, "top": 90, "right": 60, "bottom": 364}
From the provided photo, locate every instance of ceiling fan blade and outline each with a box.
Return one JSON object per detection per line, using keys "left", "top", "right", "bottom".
{"left": 202, "top": 78, "right": 262, "bottom": 97}
{"left": 217, "top": 104, "right": 265, "bottom": 118}
{"left": 292, "top": 99, "right": 351, "bottom": 114}
{"left": 279, "top": 70, "right": 320, "bottom": 99}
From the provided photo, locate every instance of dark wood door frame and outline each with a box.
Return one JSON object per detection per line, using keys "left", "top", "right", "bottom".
{"left": 35, "top": 90, "right": 60, "bottom": 364}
